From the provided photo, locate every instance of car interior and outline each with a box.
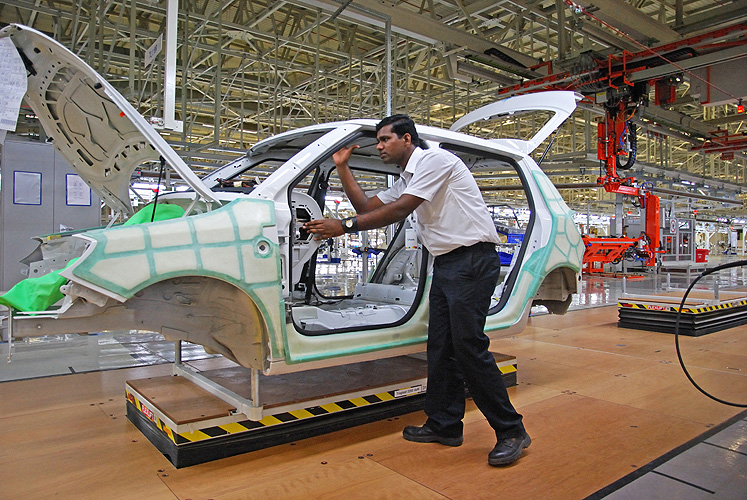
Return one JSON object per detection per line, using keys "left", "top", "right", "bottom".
{"left": 277, "top": 134, "right": 536, "bottom": 335}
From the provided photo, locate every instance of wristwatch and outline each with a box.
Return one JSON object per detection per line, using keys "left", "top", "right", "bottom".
{"left": 341, "top": 216, "right": 358, "bottom": 233}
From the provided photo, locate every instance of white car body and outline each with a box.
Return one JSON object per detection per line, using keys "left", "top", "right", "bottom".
{"left": 1, "top": 24, "right": 584, "bottom": 375}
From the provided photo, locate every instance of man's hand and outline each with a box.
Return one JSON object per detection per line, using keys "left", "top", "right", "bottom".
{"left": 303, "top": 219, "right": 344, "bottom": 240}
{"left": 333, "top": 145, "right": 360, "bottom": 167}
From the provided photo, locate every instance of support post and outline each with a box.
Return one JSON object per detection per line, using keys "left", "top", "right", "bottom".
{"left": 175, "top": 340, "right": 182, "bottom": 365}
{"left": 6, "top": 307, "right": 13, "bottom": 362}
{"left": 173, "top": 363, "right": 264, "bottom": 420}
{"left": 251, "top": 368, "right": 260, "bottom": 407}
{"left": 163, "top": 0, "right": 181, "bottom": 131}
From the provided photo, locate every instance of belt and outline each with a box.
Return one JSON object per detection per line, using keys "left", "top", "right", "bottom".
{"left": 439, "top": 241, "right": 495, "bottom": 258}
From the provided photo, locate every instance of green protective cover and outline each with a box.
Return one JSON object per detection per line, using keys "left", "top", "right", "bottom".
{"left": 0, "top": 258, "right": 78, "bottom": 312}
{"left": 123, "top": 203, "right": 185, "bottom": 225}
{"left": 0, "top": 203, "right": 185, "bottom": 312}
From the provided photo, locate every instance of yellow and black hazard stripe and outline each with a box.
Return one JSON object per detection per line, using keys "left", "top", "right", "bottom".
{"left": 174, "top": 365, "right": 515, "bottom": 445}
{"left": 689, "top": 299, "right": 747, "bottom": 313}
{"left": 618, "top": 302, "right": 686, "bottom": 312}
{"left": 126, "top": 389, "right": 177, "bottom": 443}
{"left": 499, "top": 364, "right": 517, "bottom": 376}
{"left": 127, "top": 363, "right": 518, "bottom": 446}
{"left": 127, "top": 385, "right": 426, "bottom": 445}
{"left": 618, "top": 298, "right": 747, "bottom": 314}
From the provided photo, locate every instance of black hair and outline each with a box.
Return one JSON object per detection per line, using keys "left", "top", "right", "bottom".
{"left": 376, "top": 114, "right": 420, "bottom": 145}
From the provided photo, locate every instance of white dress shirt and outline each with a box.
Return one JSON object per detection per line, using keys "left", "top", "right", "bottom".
{"left": 376, "top": 146, "right": 499, "bottom": 256}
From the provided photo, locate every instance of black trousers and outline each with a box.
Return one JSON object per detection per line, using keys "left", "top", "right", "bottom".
{"left": 424, "top": 242, "right": 525, "bottom": 440}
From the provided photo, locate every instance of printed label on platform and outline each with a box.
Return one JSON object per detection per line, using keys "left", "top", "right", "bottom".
{"left": 395, "top": 384, "right": 426, "bottom": 398}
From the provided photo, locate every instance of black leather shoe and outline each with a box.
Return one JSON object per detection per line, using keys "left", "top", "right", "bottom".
{"left": 488, "top": 433, "right": 531, "bottom": 466}
{"left": 403, "top": 425, "right": 463, "bottom": 447}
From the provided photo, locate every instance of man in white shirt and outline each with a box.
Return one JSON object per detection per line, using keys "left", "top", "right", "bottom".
{"left": 303, "top": 114, "right": 530, "bottom": 466}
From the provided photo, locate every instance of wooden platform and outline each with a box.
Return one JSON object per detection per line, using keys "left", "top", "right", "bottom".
{"left": 1, "top": 305, "right": 744, "bottom": 499}
{"left": 618, "top": 289, "right": 747, "bottom": 336}
{"left": 125, "top": 354, "right": 517, "bottom": 467}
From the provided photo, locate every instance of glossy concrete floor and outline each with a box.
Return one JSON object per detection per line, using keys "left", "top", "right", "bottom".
{"left": 0, "top": 257, "right": 745, "bottom": 499}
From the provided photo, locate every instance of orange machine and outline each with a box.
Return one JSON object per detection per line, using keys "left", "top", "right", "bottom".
{"left": 581, "top": 235, "right": 639, "bottom": 273}
{"left": 582, "top": 96, "right": 661, "bottom": 273}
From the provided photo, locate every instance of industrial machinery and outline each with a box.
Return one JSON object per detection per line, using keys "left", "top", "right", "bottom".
{"left": 577, "top": 85, "right": 661, "bottom": 273}
{"left": 494, "top": 20, "right": 747, "bottom": 272}
{"left": 492, "top": 23, "right": 747, "bottom": 272}
{"left": 592, "top": 93, "right": 661, "bottom": 271}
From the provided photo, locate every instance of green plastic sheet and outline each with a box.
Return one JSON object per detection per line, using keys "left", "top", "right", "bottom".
{"left": 0, "top": 258, "right": 78, "bottom": 312}
{"left": 123, "top": 203, "right": 185, "bottom": 225}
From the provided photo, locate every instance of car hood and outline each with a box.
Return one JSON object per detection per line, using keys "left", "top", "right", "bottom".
{"left": 0, "top": 24, "right": 216, "bottom": 215}
{"left": 450, "top": 91, "right": 583, "bottom": 155}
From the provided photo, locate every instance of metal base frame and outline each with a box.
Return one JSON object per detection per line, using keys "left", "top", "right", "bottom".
{"left": 126, "top": 345, "right": 518, "bottom": 468}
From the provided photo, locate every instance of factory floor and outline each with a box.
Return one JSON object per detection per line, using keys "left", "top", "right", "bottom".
{"left": 0, "top": 258, "right": 745, "bottom": 499}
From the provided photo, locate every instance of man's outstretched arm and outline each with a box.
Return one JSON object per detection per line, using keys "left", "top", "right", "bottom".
{"left": 303, "top": 194, "right": 423, "bottom": 240}
{"left": 333, "top": 145, "right": 384, "bottom": 214}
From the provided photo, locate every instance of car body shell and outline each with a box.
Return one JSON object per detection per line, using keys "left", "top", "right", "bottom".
{"left": 1, "top": 24, "right": 584, "bottom": 375}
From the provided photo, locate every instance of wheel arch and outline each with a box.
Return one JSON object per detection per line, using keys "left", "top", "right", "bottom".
{"left": 532, "top": 266, "right": 580, "bottom": 315}
{"left": 125, "top": 276, "right": 273, "bottom": 370}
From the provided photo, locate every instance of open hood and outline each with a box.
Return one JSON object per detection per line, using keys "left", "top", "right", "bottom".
{"left": 450, "top": 91, "right": 583, "bottom": 155}
{"left": 0, "top": 24, "right": 216, "bottom": 215}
